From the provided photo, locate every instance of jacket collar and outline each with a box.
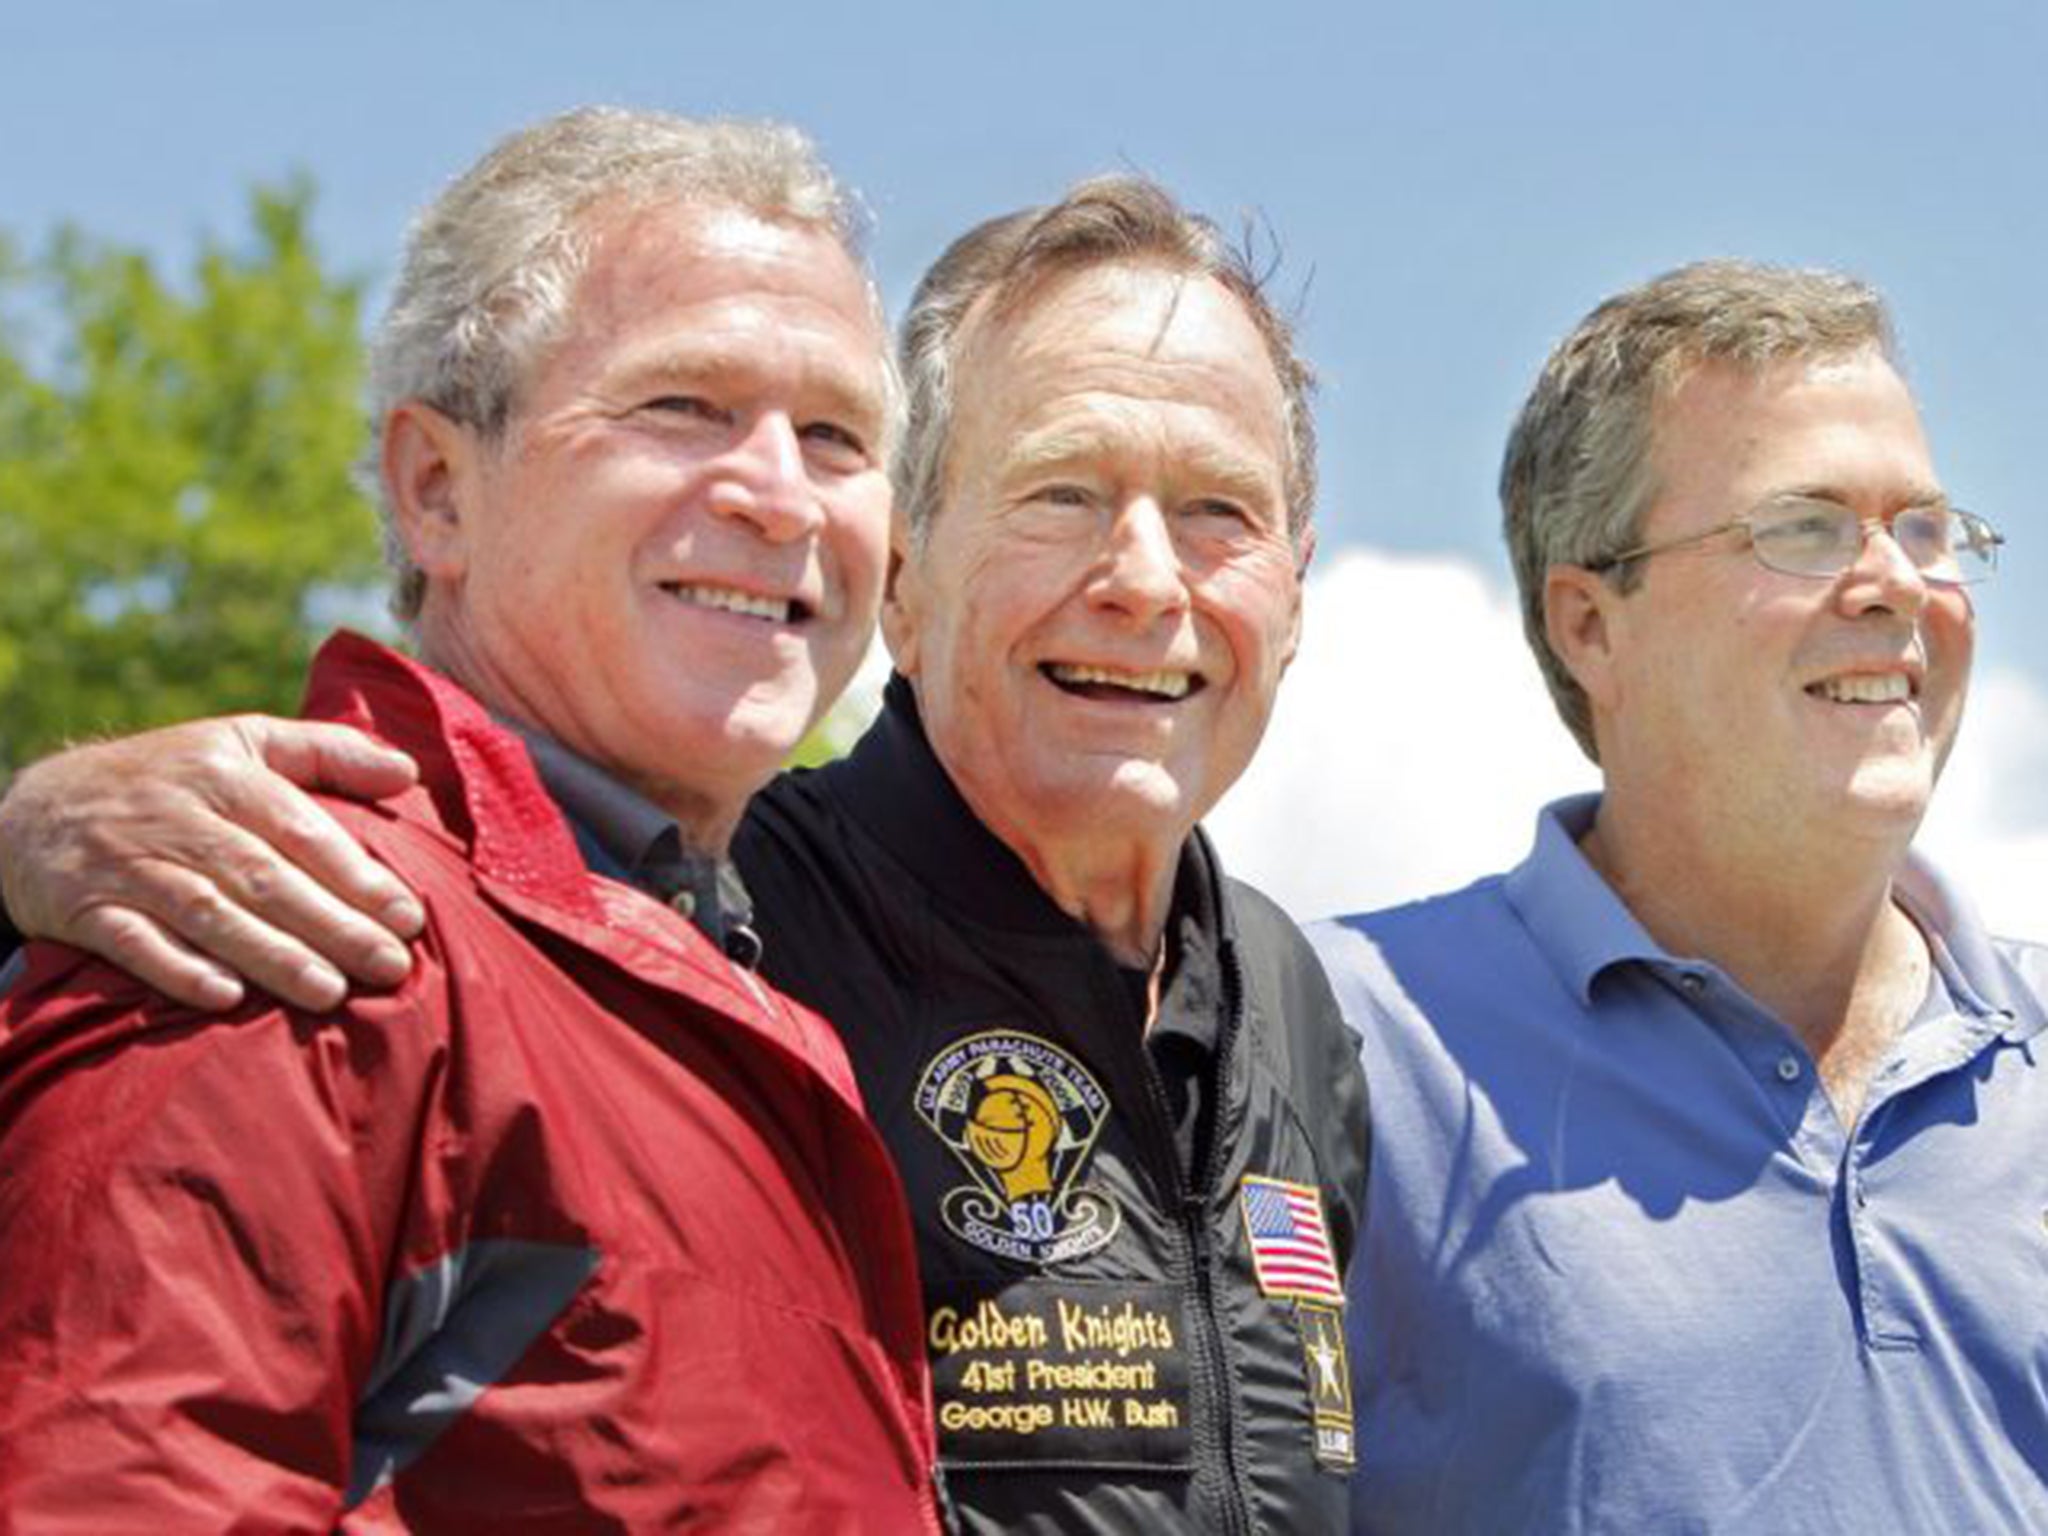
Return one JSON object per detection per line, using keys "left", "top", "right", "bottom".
{"left": 828, "top": 674, "right": 1232, "bottom": 954}
{"left": 297, "top": 630, "right": 872, "bottom": 1139}
{"left": 301, "top": 631, "right": 602, "bottom": 924}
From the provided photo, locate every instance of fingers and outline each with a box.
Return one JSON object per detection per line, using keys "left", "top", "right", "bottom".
{"left": 160, "top": 813, "right": 418, "bottom": 992}
{"left": 75, "top": 855, "right": 364, "bottom": 1013}
{"left": 241, "top": 717, "right": 420, "bottom": 802}
{"left": 66, "top": 905, "right": 252, "bottom": 1013}
{"left": 0, "top": 715, "right": 424, "bottom": 1012}
{"left": 210, "top": 738, "right": 427, "bottom": 944}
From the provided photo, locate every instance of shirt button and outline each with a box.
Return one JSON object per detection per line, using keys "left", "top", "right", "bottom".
{"left": 1678, "top": 972, "right": 1706, "bottom": 996}
{"left": 669, "top": 889, "right": 697, "bottom": 919}
{"left": 1775, "top": 1055, "right": 1803, "bottom": 1083}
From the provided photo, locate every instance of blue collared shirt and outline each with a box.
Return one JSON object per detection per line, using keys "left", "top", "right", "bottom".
{"left": 1313, "top": 794, "right": 2048, "bottom": 1535}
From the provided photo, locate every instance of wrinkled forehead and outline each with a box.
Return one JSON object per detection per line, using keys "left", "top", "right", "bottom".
{"left": 949, "top": 256, "right": 1305, "bottom": 529}
{"left": 576, "top": 198, "right": 880, "bottom": 327}
{"left": 1648, "top": 342, "right": 1900, "bottom": 439}
{"left": 955, "top": 261, "right": 1287, "bottom": 436}
{"left": 957, "top": 256, "right": 1220, "bottom": 368}
{"left": 529, "top": 198, "right": 893, "bottom": 405}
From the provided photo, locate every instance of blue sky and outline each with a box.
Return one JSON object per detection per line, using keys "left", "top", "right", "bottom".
{"left": 7, "top": 1, "right": 2045, "bottom": 930}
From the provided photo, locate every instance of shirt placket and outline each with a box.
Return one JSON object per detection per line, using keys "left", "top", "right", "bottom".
{"left": 1663, "top": 964, "right": 1838, "bottom": 1165}
{"left": 1689, "top": 975, "right": 2018, "bottom": 1351}
{"left": 1840, "top": 1007, "right": 2009, "bottom": 1349}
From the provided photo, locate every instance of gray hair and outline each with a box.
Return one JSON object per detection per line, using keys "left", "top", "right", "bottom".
{"left": 894, "top": 174, "right": 1317, "bottom": 547}
{"left": 365, "top": 106, "right": 882, "bottom": 620}
{"left": 1500, "top": 258, "right": 1896, "bottom": 759}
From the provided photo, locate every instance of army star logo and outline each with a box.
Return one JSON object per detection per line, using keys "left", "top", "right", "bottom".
{"left": 1308, "top": 1328, "right": 1344, "bottom": 1397}
{"left": 915, "top": 1030, "right": 1121, "bottom": 1266}
{"left": 1296, "top": 1302, "right": 1357, "bottom": 1470}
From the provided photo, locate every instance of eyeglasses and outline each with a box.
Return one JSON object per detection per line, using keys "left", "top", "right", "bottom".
{"left": 1585, "top": 497, "right": 2004, "bottom": 586}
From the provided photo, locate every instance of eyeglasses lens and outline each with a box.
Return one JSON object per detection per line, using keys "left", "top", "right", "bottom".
{"left": 1751, "top": 502, "right": 1994, "bottom": 584}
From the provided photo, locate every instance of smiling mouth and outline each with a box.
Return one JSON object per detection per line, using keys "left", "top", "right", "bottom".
{"left": 1806, "top": 673, "right": 1915, "bottom": 705}
{"left": 1042, "top": 662, "right": 1201, "bottom": 702}
{"left": 659, "top": 582, "right": 808, "bottom": 624}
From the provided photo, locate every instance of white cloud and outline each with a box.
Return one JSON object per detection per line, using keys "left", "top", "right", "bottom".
{"left": 1207, "top": 547, "right": 2048, "bottom": 944}
{"left": 1916, "top": 667, "right": 2048, "bottom": 942}
{"left": 1206, "top": 548, "right": 1594, "bottom": 920}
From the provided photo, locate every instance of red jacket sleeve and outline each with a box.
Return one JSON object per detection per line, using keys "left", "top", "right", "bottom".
{"left": 0, "top": 945, "right": 449, "bottom": 1532}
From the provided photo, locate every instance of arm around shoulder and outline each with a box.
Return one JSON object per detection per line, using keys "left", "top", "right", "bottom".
{"left": 0, "top": 716, "right": 423, "bottom": 1015}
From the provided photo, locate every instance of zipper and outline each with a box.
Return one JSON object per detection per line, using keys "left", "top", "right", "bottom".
{"left": 1184, "top": 1199, "right": 1252, "bottom": 1536}
{"left": 1194, "top": 933, "right": 1253, "bottom": 1535}
{"left": 931, "top": 1458, "right": 961, "bottom": 1535}
{"left": 1125, "top": 955, "right": 1255, "bottom": 1536}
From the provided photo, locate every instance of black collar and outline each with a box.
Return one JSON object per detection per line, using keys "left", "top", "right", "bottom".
{"left": 828, "top": 674, "right": 1233, "bottom": 957}
{"left": 512, "top": 725, "right": 758, "bottom": 963}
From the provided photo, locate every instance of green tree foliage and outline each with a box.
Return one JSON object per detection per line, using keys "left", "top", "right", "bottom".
{"left": 0, "top": 182, "right": 381, "bottom": 778}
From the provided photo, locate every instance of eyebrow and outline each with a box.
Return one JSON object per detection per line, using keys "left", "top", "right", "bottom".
{"left": 1001, "top": 425, "right": 1283, "bottom": 509}
{"left": 999, "top": 425, "right": 1111, "bottom": 480}
{"left": 1768, "top": 484, "right": 1951, "bottom": 512}
{"left": 607, "top": 343, "right": 887, "bottom": 426}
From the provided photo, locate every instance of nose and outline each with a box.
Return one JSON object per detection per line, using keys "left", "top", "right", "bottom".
{"left": 1089, "top": 499, "right": 1189, "bottom": 623}
{"left": 1836, "top": 519, "right": 1930, "bottom": 620}
{"left": 705, "top": 412, "right": 822, "bottom": 542}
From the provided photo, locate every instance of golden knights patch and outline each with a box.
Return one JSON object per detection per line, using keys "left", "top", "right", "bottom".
{"left": 915, "top": 1030, "right": 1121, "bottom": 1266}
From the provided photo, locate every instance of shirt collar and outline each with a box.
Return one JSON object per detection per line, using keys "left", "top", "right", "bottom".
{"left": 1891, "top": 855, "right": 2040, "bottom": 1041}
{"left": 1502, "top": 793, "right": 1665, "bottom": 1004}
{"left": 1505, "top": 791, "right": 2039, "bottom": 1040}
{"left": 510, "top": 724, "right": 757, "bottom": 961}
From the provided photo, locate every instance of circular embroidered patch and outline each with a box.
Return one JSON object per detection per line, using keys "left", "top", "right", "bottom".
{"left": 915, "top": 1030, "right": 1122, "bottom": 1266}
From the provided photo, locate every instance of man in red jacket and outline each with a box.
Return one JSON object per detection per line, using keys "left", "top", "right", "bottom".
{"left": 0, "top": 107, "right": 943, "bottom": 1531}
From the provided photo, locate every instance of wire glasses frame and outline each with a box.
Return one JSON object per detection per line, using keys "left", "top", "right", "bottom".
{"left": 1584, "top": 496, "right": 2004, "bottom": 587}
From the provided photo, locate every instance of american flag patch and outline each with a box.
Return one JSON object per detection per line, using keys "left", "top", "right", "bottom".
{"left": 1240, "top": 1176, "right": 1344, "bottom": 1305}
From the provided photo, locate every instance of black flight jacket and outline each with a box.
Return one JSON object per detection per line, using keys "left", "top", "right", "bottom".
{"left": 736, "top": 677, "right": 1372, "bottom": 1536}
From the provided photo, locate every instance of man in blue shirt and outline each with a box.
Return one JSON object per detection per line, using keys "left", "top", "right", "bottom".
{"left": 1317, "top": 260, "right": 2048, "bottom": 1533}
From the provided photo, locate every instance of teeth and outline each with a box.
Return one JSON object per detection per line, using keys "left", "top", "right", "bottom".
{"left": 666, "top": 583, "right": 792, "bottom": 622}
{"left": 1047, "top": 663, "right": 1193, "bottom": 700}
{"left": 1812, "top": 674, "right": 1911, "bottom": 704}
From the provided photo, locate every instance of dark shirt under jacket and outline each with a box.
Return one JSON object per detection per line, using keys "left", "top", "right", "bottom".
{"left": 514, "top": 728, "right": 759, "bottom": 967}
{"left": 0, "top": 906, "right": 20, "bottom": 999}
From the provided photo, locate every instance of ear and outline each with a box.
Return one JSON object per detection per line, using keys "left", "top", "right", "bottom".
{"left": 879, "top": 513, "right": 924, "bottom": 677}
{"left": 384, "top": 401, "right": 486, "bottom": 582}
{"left": 1279, "top": 525, "right": 1316, "bottom": 669}
{"left": 1544, "top": 562, "right": 1624, "bottom": 712}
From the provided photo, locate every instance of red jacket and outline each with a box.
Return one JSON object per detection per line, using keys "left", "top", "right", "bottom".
{"left": 0, "top": 634, "right": 942, "bottom": 1533}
